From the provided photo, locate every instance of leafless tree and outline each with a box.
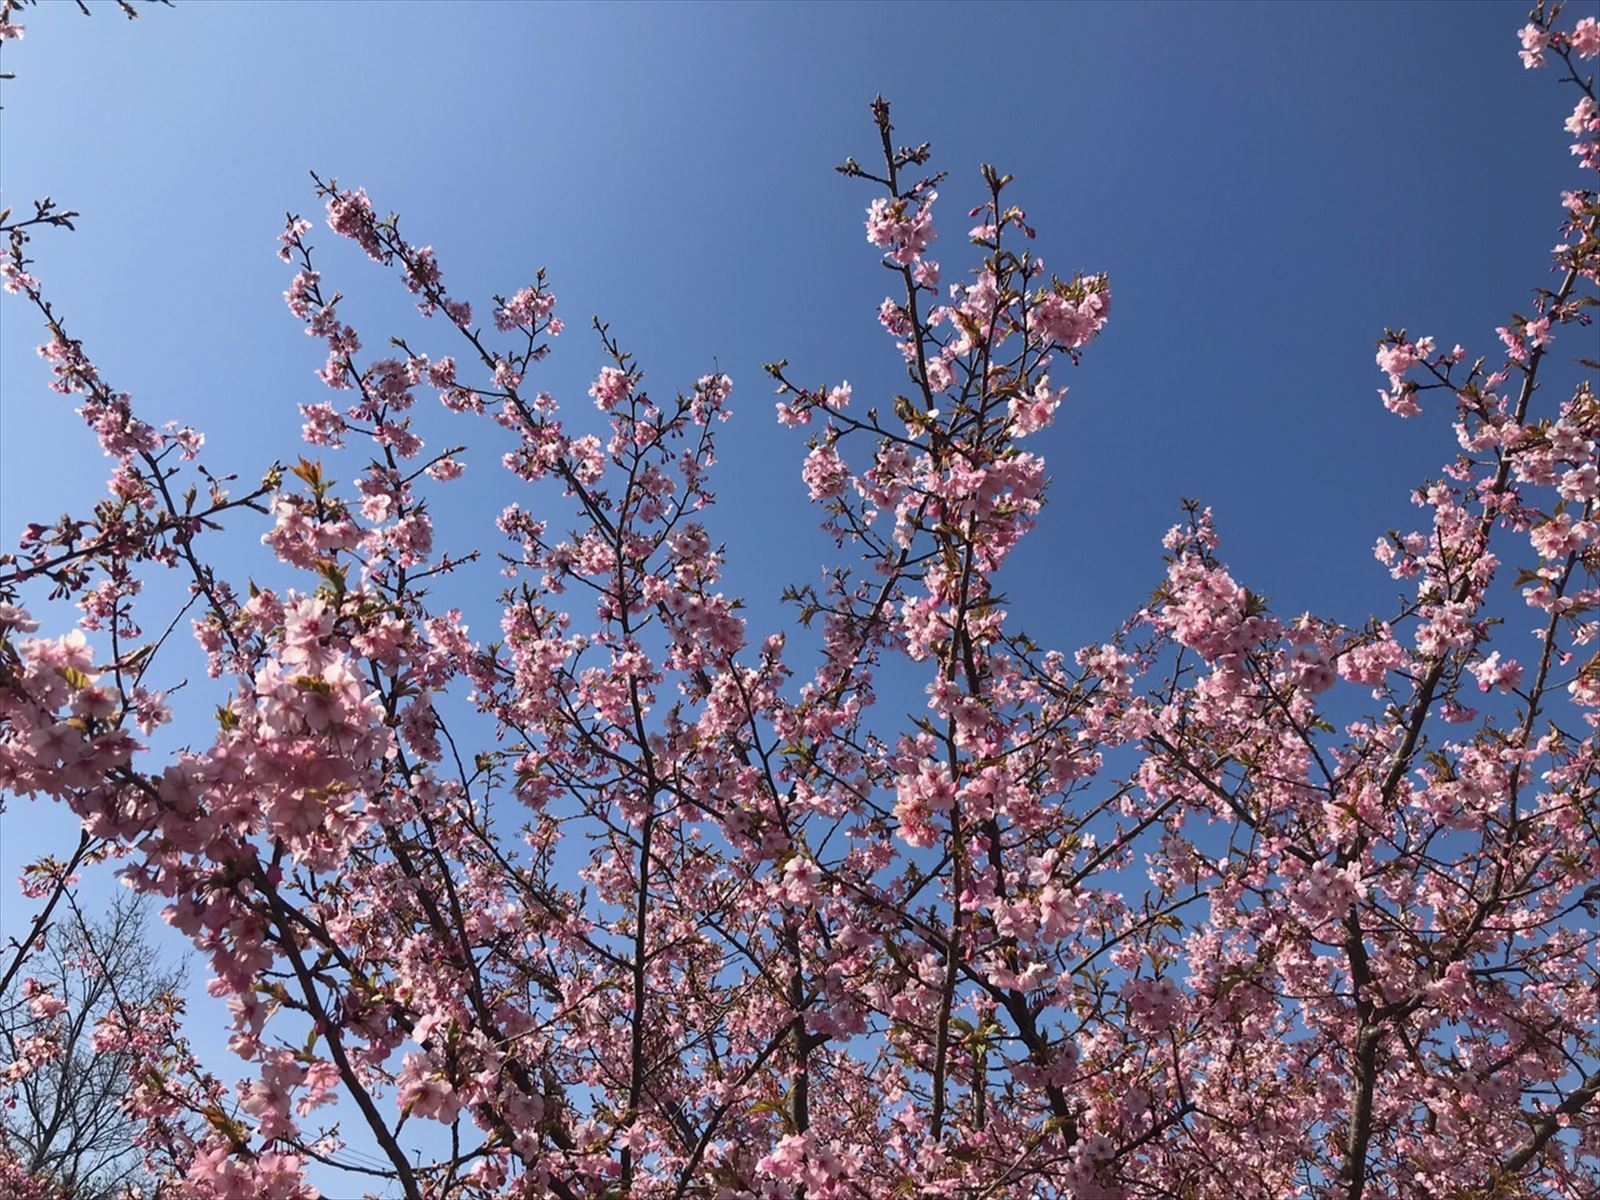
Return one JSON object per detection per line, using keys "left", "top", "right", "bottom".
{"left": 1, "top": 891, "right": 184, "bottom": 1200}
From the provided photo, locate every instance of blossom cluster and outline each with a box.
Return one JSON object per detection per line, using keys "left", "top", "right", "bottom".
{"left": 1, "top": 8, "right": 1598, "bottom": 1200}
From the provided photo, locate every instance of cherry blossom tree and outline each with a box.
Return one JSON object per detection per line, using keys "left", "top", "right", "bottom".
{"left": 2, "top": 2, "right": 1599, "bottom": 1198}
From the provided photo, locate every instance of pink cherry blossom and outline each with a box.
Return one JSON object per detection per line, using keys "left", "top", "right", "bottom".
{"left": 1, "top": 11, "right": 1598, "bottom": 1200}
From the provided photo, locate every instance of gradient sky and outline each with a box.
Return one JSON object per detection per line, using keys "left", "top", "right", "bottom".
{"left": 1, "top": 0, "right": 1593, "bottom": 1192}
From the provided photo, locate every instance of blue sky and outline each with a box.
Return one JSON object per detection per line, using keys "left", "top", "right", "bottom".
{"left": 1, "top": 0, "right": 1594, "bottom": 1192}
{"left": 1, "top": 1, "right": 1586, "bottom": 642}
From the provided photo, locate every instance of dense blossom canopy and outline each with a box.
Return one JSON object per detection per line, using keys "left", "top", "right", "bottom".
{"left": 2, "top": 3, "right": 1600, "bottom": 1198}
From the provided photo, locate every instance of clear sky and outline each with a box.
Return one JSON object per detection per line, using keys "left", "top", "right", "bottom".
{"left": 2, "top": 1, "right": 1589, "bottom": 641}
{"left": 1, "top": 0, "right": 1594, "bottom": 1192}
